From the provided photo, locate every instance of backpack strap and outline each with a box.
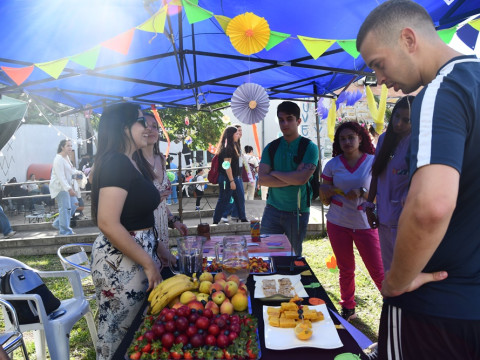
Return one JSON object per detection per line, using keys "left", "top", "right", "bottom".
{"left": 268, "top": 138, "right": 282, "bottom": 171}
{"left": 294, "top": 137, "right": 313, "bottom": 207}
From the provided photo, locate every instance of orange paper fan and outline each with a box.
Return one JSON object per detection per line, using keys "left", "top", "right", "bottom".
{"left": 226, "top": 12, "right": 270, "bottom": 55}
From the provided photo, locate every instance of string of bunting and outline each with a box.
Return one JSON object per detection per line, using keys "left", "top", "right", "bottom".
{"left": 1, "top": 1, "right": 478, "bottom": 86}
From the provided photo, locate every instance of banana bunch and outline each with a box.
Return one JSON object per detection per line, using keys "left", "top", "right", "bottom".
{"left": 148, "top": 274, "right": 199, "bottom": 315}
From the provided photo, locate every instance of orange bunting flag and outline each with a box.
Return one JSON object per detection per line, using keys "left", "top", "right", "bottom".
{"left": 101, "top": 28, "right": 135, "bottom": 55}
{"left": 252, "top": 123, "right": 261, "bottom": 158}
{"left": 326, "top": 255, "right": 338, "bottom": 273}
{"left": 1, "top": 65, "right": 34, "bottom": 86}
{"left": 150, "top": 105, "right": 171, "bottom": 157}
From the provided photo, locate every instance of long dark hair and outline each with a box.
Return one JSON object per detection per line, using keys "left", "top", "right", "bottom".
{"left": 215, "top": 126, "right": 239, "bottom": 157}
{"left": 136, "top": 112, "right": 166, "bottom": 174}
{"left": 371, "top": 96, "right": 415, "bottom": 177}
{"left": 91, "top": 103, "right": 154, "bottom": 223}
{"left": 332, "top": 121, "right": 375, "bottom": 157}
{"left": 57, "top": 139, "right": 70, "bottom": 153}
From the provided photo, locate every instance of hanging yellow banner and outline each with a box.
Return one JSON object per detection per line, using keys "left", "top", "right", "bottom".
{"left": 297, "top": 36, "right": 335, "bottom": 60}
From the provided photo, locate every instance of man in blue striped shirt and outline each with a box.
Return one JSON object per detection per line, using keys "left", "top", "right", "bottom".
{"left": 358, "top": 0, "right": 480, "bottom": 358}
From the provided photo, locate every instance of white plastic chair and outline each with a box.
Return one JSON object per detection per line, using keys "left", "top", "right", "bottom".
{"left": 0, "top": 256, "right": 97, "bottom": 360}
{"left": 0, "top": 298, "right": 29, "bottom": 359}
{"left": 56, "top": 243, "right": 94, "bottom": 301}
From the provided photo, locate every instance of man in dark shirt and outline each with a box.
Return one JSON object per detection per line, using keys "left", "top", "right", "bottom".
{"left": 358, "top": 0, "right": 480, "bottom": 358}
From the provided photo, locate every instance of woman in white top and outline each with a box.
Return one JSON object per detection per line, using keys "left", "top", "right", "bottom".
{"left": 50, "top": 139, "right": 78, "bottom": 235}
{"left": 243, "top": 145, "right": 259, "bottom": 200}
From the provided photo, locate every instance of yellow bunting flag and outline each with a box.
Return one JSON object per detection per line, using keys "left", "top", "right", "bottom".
{"left": 375, "top": 84, "right": 388, "bottom": 134}
{"left": 101, "top": 28, "right": 135, "bottom": 55}
{"left": 137, "top": 5, "right": 167, "bottom": 34}
{"left": 327, "top": 98, "right": 337, "bottom": 142}
{"left": 1, "top": 65, "right": 34, "bottom": 86}
{"left": 35, "top": 58, "right": 69, "bottom": 79}
{"left": 182, "top": 0, "right": 213, "bottom": 25}
{"left": 214, "top": 15, "right": 231, "bottom": 33}
{"left": 469, "top": 18, "right": 480, "bottom": 31}
{"left": 365, "top": 85, "right": 378, "bottom": 121}
{"left": 297, "top": 36, "right": 335, "bottom": 60}
{"left": 69, "top": 46, "right": 101, "bottom": 70}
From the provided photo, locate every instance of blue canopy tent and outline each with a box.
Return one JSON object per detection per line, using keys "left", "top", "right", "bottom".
{"left": 0, "top": 0, "right": 479, "bottom": 115}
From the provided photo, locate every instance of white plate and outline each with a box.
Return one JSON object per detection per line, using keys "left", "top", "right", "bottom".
{"left": 263, "top": 304, "right": 343, "bottom": 350}
{"left": 253, "top": 274, "right": 309, "bottom": 299}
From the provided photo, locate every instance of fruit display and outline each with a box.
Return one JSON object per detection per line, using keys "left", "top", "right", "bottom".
{"left": 202, "top": 256, "right": 272, "bottom": 274}
{"left": 148, "top": 274, "right": 199, "bottom": 315}
{"left": 128, "top": 304, "right": 260, "bottom": 359}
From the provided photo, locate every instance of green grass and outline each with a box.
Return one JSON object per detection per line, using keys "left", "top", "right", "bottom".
{"left": 2, "top": 235, "right": 382, "bottom": 359}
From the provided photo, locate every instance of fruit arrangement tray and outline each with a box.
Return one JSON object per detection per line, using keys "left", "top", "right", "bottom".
{"left": 202, "top": 256, "right": 276, "bottom": 274}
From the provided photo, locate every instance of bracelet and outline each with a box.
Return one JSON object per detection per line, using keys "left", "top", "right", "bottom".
{"left": 168, "top": 215, "right": 181, "bottom": 229}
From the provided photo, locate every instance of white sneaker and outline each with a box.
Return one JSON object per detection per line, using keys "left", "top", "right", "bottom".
{"left": 4, "top": 231, "right": 17, "bottom": 239}
{"left": 220, "top": 217, "right": 229, "bottom": 223}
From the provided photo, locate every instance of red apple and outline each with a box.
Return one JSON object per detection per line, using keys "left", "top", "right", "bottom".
{"left": 187, "top": 300, "right": 205, "bottom": 312}
{"left": 226, "top": 274, "right": 240, "bottom": 285}
{"left": 205, "top": 300, "right": 220, "bottom": 315}
{"left": 214, "top": 272, "right": 227, "bottom": 282}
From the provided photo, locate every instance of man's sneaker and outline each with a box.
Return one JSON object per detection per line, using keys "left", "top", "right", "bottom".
{"left": 341, "top": 307, "right": 357, "bottom": 321}
{"left": 4, "top": 231, "right": 16, "bottom": 239}
{"left": 220, "top": 217, "right": 229, "bottom": 223}
{"left": 195, "top": 206, "right": 201, "bottom": 211}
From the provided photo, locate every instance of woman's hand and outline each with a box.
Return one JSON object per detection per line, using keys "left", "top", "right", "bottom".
{"left": 159, "top": 188, "right": 172, "bottom": 202}
{"left": 230, "top": 181, "right": 236, "bottom": 190}
{"left": 68, "top": 188, "right": 76, "bottom": 197}
{"left": 366, "top": 207, "right": 378, "bottom": 229}
{"left": 174, "top": 221, "right": 188, "bottom": 236}
{"left": 143, "top": 259, "right": 163, "bottom": 292}
{"left": 157, "top": 242, "right": 176, "bottom": 268}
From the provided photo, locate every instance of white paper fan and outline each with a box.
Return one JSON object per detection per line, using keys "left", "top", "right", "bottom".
{"left": 231, "top": 83, "right": 270, "bottom": 124}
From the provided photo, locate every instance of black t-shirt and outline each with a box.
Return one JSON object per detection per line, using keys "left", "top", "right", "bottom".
{"left": 219, "top": 147, "right": 240, "bottom": 178}
{"left": 98, "top": 153, "right": 160, "bottom": 231}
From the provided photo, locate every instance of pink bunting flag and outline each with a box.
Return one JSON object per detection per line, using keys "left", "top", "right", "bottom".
{"left": 1, "top": 65, "right": 34, "bottom": 86}
{"left": 101, "top": 28, "right": 135, "bottom": 55}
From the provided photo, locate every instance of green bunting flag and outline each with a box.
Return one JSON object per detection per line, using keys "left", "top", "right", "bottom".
{"left": 337, "top": 40, "right": 360, "bottom": 59}
{"left": 265, "top": 31, "right": 290, "bottom": 51}
{"left": 182, "top": 0, "right": 213, "bottom": 24}
{"left": 438, "top": 26, "right": 457, "bottom": 44}
{"left": 69, "top": 46, "right": 101, "bottom": 70}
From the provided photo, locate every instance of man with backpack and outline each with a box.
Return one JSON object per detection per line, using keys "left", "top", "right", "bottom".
{"left": 258, "top": 101, "right": 319, "bottom": 256}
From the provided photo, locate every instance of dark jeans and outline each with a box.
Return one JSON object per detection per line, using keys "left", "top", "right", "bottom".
{"left": 260, "top": 204, "right": 309, "bottom": 256}
{"left": 222, "top": 177, "right": 245, "bottom": 218}
{"left": 213, "top": 174, "right": 246, "bottom": 223}
{"left": 195, "top": 189, "right": 203, "bottom": 207}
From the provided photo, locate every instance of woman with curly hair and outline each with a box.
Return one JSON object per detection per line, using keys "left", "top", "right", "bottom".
{"left": 212, "top": 126, "right": 247, "bottom": 224}
{"left": 320, "top": 121, "right": 384, "bottom": 321}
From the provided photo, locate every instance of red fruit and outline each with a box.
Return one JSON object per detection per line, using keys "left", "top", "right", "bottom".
{"left": 216, "top": 334, "right": 229, "bottom": 348}
{"left": 175, "top": 316, "right": 189, "bottom": 332}
{"left": 160, "top": 308, "right": 170, "bottom": 316}
{"left": 223, "top": 349, "right": 233, "bottom": 360}
{"left": 129, "top": 351, "right": 141, "bottom": 360}
{"left": 214, "top": 317, "right": 226, "bottom": 329}
{"left": 136, "top": 335, "right": 144, "bottom": 342}
{"left": 175, "top": 334, "right": 189, "bottom": 346}
{"left": 171, "top": 351, "right": 183, "bottom": 359}
{"left": 165, "top": 310, "right": 175, "bottom": 321}
{"left": 164, "top": 320, "right": 176, "bottom": 333}
{"left": 190, "top": 333, "right": 204, "bottom": 348}
{"left": 228, "top": 332, "right": 238, "bottom": 342}
{"left": 188, "top": 313, "right": 199, "bottom": 323}
{"left": 229, "top": 323, "right": 241, "bottom": 334}
{"left": 220, "top": 313, "right": 229, "bottom": 321}
{"left": 186, "top": 325, "right": 198, "bottom": 338}
{"left": 205, "top": 334, "right": 217, "bottom": 346}
{"left": 195, "top": 316, "right": 209, "bottom": 330}
{"left": 230, "top": 315, "right": 240, "bottom": 324}
{"left": 144, "top": 330, "right": 156, "bottom": 343}
{"left": 141, "top": 343, "right": 152, "bottom": 353}
{"left": 161, "top": 332, "right": 175, "bottom": 349}
{"left": 207, "top": 323, "right": 220, "bottom": 336}
{"left": 247, "top": 348, "right": 257, "bottom": 359}
{"left": 203, "top": 308, "right": 213, "bottom": 318}
{"left": 184, "top": 351, "right": 193, "bottom": 360}
{"left": 152, "top": 323, "right": 165, "bottom": 338}
{"left": 177, "top": 306, "right": 189, "bottom": 318}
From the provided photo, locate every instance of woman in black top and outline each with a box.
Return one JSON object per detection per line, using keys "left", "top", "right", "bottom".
{"left": 90, "top": 103, "right": 161, "bottom": 360}
{"left": 212, "top": 126, "right": 247, "bottom": 224}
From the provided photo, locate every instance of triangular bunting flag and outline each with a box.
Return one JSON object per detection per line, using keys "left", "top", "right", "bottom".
{"left": 327, "top": 99, "right": 337, "bottom": 142}
{"left": 35, "top": 58, "right": 69, "bottom": 79}
{"left": 265, "top": 31, "right": 290, "bottom": 51}
{"left": 297, "top": 36, "right": 335, "bottom": 60}
{"left": 137, "top": 5, "right": 167, "bottom": 33}
{"left": 366, "top": 85, "right": 378, "bottom": 121}
{"left": 214, "top": 15, "right": 231, "bottom": 33}
{"left": 182, "top": 0, "right": 213, "bottom": 24}
{"left": 469, "top": 18, "right": 480, "bottom": 32}
{"left": 375, "top": 84, "right": 388, "bottom": 133}
{"left": 69, "top": 46, "right": 101, "bottom": 70}
{"left": 101, "top": 28, "right": 135, "bottom": 55}
{"left": 337, "top": 40, "right": 360, "bottom": 59}
{"left": 1, "top": 65, "right": 34, "bottom": 86}
{"left": 169, "top": 0, "right": 185, "bottom": 5}
{"left": 437, "top": 26, "right": 457, "bottom": 44}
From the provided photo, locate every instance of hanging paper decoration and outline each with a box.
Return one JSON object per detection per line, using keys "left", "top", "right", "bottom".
{"left": 214, "top": 15, "right": 231, "bottom": 33}
{"left": 1, "top": 65, "right": 34, "bottom": 86}
{"left": 36, "top": 58, "right": 69, "bottom": 79}
{"left": 327, "top": 99, "right": 337, "bottom": 142}
{"left": 365, "top": 86, "right": 378, "bottom": 121}
{"left": 185, "top": 136, "right": 193, "bottom": 145}
{"left": 326, "top": 255, "right": 338, "bottom": 273}
{"left": 470, "top": 18, "right": 480, "bottom": 31}
{"left": 231, "top": 83, "right": 269, "bottom": 124}
{"left": 226, "top": 12, "right": 270, "bottom": 55}
{"left": 265, "top": 31, "right": 290, "bottom": 51}
{"left": 317, "top": 98, "right": 329, "bottom": 120}
{"left": 182, "top": 0, "right": 213, "bottom": 25}
{"left": 69, "top": 46, "right": 101, "bottom": 70}
{"left": 136, "top": 5, "right": 168, "bottom": 34}
{"left": 297, "top": 36, "right": 335, "bottom": 60}
{"left": 252, "top": 123, "right": 261, "bottom": 159}
{"left": 151, "top": 105, "right": 171, "bottom": 157}
{"left": 375, "top": 84, "right": 388, "bottom": 134}
{"left": 167, "top": 172, "right": 175, "bottom": 182}
{"left": 101, "top": 28, "right": 135, "bottom": 55}
{"left": 337, "top": 40, "right": 360, "bottom": 59}
{"left": 208, "top": 143, "right": 217, "bottom": 154}
{"left": 222, "top": 161, "right": 231, "bottom": 170}
{"left": 457, "top": 22, "right": 480, "bottom": 50}
{"left": 437, "top": 26, "right": 457, "bottom": 44}
{"left": 185, "top": 116, "right": 190, "bottom": 125}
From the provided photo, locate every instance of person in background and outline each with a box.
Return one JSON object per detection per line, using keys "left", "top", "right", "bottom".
{"left": 0, "top": 204, "right": 16, "bottom": 238}
{"left": 50, "top": 139, "right": 77, "bottom": 235}
{"left": 258, "top": 101, "right": 318, "bottom": 257}
{"left": 320, "top": 121, "right": 384, "bottom": 321}
{"left": 358, "top": 0, "right": 480, "bottom": 357}
{"left": 365, "top": 96, "right": 414, "bottom": 272}
{"left": 212, "top": 126, "right": 247, "bottom": 224}
{"left": 166, "top": 156, "right": 178, "bottom": 205}
{"left": 140, "top": 112, "right": 187, "bottom": 267}
{"left": 243, "top": 145, "right": 259, "bottom": 200}
{"left": 193, "top": 168, "right": 205, "bottom": 210}
{"left": 26, "top": 173, "right": 41, "bottom": 209}
{"left": 368, "top": 124, "right": 380, "bottom": 147}
{"left": 90, "top": 103, "right": 162, "bottom": 359}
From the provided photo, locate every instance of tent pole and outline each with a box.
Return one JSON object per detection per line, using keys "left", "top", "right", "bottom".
{"left": 313, "top": 83, "right": 325, "bottom": 234}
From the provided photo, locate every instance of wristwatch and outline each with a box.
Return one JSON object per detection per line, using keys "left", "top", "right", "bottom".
{"left": 359, "top": 187, "right": 368, "bottom": 197}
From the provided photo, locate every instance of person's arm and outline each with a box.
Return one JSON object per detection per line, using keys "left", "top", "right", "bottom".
{"left": 166, "top": 207, "right": 188, "bottom": 236}
{"left": 381, "top": 164, "right": 456, "bottom": 297}
{"left": 97, "top": 186, "right": 162, "bottom": 291}
{"left": 257, "top": 163, "right": 289, "bottom": 187}
{"left": 269, "top": 162, "right": 316, "bottom": 185}
{"left": 223, "top": 157, "right": 236, "bottom": 190}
